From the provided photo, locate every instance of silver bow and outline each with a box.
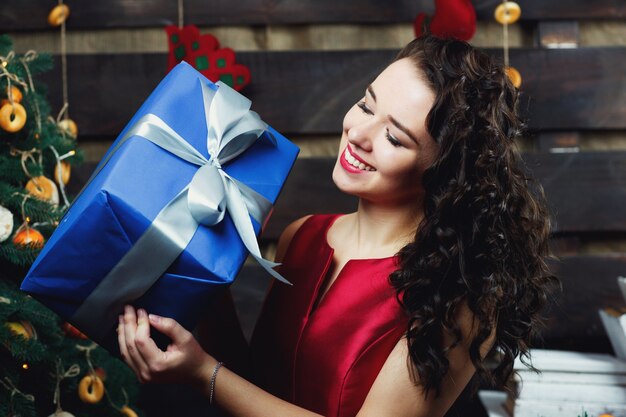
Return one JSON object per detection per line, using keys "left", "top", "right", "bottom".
{"left": 70, "top": 80, "right": 289, "bottom": 341}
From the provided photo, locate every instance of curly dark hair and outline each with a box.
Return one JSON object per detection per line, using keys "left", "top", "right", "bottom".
{"left": 389, "top": 34, "right": 559, "bottom": 396}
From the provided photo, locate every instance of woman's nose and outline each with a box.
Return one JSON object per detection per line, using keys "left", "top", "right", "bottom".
{"left": 346, "top": 122, "right": 374, "bottom": 151}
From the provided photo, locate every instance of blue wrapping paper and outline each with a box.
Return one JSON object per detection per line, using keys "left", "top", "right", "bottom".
{"left": 20, "top": 62, "right": 299, "bottom": 353}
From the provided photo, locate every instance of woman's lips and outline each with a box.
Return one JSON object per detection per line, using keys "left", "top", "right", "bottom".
{"left": 340, "top": 145, "right": 375, "bottom": 173}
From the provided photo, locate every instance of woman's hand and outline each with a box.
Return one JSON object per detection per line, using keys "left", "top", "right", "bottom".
{"left": 118, "top": 305, "right": 217, "bottom": 386}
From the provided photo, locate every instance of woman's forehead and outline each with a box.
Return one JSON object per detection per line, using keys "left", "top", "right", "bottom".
{"left": 370, "top": 60, "right": 434, "bottom": 117}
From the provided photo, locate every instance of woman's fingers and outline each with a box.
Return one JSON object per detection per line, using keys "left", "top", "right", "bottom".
{"left": 134, "top": 308, "right": 162, "bottom": 365}
{"left": 118, "top": 306, "right": 209, "bottom": 385}
{"left": 118, "top": 314, "right": 140, "bottom": 375}
{"left": 122, "top": 305, "right": 150, "bottom": 379}
{"left": 147, "top": 313, "right": 192, "bottom": 345}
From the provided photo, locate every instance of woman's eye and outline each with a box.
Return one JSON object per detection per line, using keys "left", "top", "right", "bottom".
{"left": 386, "top": 129, "right": 402, "bottom": 147}
{"left": 357, "top": 101, "right": 373, "bottom": 115}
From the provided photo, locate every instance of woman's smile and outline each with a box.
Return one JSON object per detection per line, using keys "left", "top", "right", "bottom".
{"left": 340, "top": 144, "right": 376, "bottom": 173}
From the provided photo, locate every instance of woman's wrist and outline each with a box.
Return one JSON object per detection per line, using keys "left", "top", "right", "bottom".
{"left": 192, "top": 352, "right": 219, "bottom": 392}
{"left": 209, "top": 361, "right": 225, "bottom": 404}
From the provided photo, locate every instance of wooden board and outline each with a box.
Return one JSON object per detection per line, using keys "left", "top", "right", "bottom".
{"left": 2, "top": 0, "right": 624, "bottom": 30}
{"left": 525, "top": 152, "right": 626, "bottom": 235}
{"left": 36, "top": 48, "right": 626, "bottom": 138}
{"left": 541, "top": 254, "right": 626, "bottom": 352}
{"left": 67, "top": 151, "right": 626, "bottom": 238}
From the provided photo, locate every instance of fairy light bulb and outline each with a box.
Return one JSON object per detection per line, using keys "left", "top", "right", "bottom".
{"left": 59, "top": 149, "right": 76, "bottom": 160}
{"left": 22, "top": 362, "right": 29, "bottom": 370}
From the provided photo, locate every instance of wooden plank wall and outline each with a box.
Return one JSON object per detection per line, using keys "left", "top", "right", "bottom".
{"left": 4, "top": 1, "right": 626, "bottom": 355}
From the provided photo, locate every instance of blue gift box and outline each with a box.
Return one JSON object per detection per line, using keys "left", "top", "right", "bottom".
{"left": 20, "top": 62, "right": 299, "bottom": 354}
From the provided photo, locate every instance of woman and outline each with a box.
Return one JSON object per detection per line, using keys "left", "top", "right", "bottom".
{"left": 118, "top": 34, "right": 557, "bottom": 416}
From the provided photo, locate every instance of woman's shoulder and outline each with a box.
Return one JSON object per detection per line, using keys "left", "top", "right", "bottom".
{"left": 274, "top": 215, "right": 314, "bottom": 263}
{"left": 274, "top": 214, "right": 345, "bottom": 262}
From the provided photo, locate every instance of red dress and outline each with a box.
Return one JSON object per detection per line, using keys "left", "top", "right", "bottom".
{"left": 250, "top": 214, "right": 408, "bottom": 416}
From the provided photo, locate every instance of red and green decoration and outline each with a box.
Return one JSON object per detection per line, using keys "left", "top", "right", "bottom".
{"left": 414, "top": 0, "right": 476, "bottom": 41}
{"left": 166, "top": 25, "right": 250, "bottom": 91}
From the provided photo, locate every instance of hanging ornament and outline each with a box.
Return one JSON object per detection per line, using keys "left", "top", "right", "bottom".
{"left": 120, "top": 406, "right": 138, "bottom": 417}
{"left": 62, "top": 322, "right": 88, "bottom": 339}
{"left": 0, "top": 205, "right": 14, "bottom": 243}
{"left": 494, "top": 1, "right": 521, "bottom": 25}
{"left": 25, "top": 175, "right": 60, "bottom": 205}
{"left": 57, "top": 118, "right": 78, "bottom": 138}
{"left": 5, "top": 320, "right": 37, "bottom": 340}
{"left": 49, "top": 361, "right": 80, "bottom": 417}
{"left": 505, "top": 66, "right": 522, "bottom": 88}
{"left": 166, "top": 25, "right": 251, "bottom": 91}
{"left": 1, "top": 85, "right": 23, "bottom": 106}
{"left": 54, "top": 161, "right": 71, "bottom": 185}
{"left": 495, "top": 1, "right": 522, "bottom": 88}
{"left": 78, "top": 373, "right": 105, "bottom": 404}
{"left": 414, "top": 0, "right": 476, "bottom": 41}
{"left": 0, "top": 102, "right": 27, "bottom": 132}
{"left": 13, "top": 227, "right": 45, "bottom": 248}
{"left": 48, "top": 4, "right": 70, "bottom": 27}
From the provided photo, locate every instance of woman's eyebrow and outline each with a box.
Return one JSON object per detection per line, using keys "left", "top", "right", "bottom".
{"left": 368, "top": 84, "right": 418, "bottom": 145}
{"left": 389, "top": 116, "right": 418, "bottom": 144}
{"left": 367, "top": 85, "right": 377, "bottom": 101}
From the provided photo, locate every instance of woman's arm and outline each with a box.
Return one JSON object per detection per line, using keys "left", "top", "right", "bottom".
{"left": 357, "top": 302, "right": 496, "bottom": 417}
{"left": 274, "top": 215, "right": 311, "bottom": 263}
{"left": 118, "top": 305, "right": 323, "bottom": 417}
{"left": 118, "top": 300, "right": 492, "bottom": 417}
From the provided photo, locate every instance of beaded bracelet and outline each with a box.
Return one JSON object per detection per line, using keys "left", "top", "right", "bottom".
{"left": 209, "top": 361, "right": 225, "bottom": 405}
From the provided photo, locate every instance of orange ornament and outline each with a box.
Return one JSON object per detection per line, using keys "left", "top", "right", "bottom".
{"left": 25, "top": 176, "right": 59, "bottom": 205}
{"left": 494, "top": 1, "right": 521, "bottom": 25}
{"left": 120, "top": 406, "right": 138, "bottom": 417}
{"left": 78, "top": 374, "right": 105, "bottom": 404}
{"left": 1, "top": 85, "right": 23, "bottom": 106}
{"left": 0, "top": 102, "right": 27, "bottom": 133}
{"left": 48, "top": 4, "right": 70, "bottom": 27}
{"left": 54, "top": 161, "right": 71, "bottom": 185}
{"left": 13, "top": 227, "right": 45, "bottom": 248}
{"left": 58, "top": 119, "right": 78, "bottom": 138}
{"left": 5, "top": 320, "right": 36, "bottom": 340}
{"left": 505, "top": 66, "right": 522, "bottom": 88}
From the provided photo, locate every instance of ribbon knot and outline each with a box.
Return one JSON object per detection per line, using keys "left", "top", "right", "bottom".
{"left": 209, "top": 154, "right": 222, "bottom": 170}
{"left": 188, "top": 163, "right": 227, "bottom": 226}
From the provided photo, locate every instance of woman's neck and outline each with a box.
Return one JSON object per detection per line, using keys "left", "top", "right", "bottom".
{"left": 336, "top": 198, "right": 424, "bottom": 259}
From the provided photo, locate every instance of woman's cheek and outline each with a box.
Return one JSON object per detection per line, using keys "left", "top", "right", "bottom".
{"left": 342, "top": 104, "right": 364, "bottom": 130}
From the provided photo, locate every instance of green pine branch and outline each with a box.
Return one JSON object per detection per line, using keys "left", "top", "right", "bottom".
{"left": 0, "top": 33, "right": 141, "bottom": 417}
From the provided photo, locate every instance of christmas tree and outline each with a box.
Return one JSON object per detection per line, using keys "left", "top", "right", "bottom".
{"left": 0, "top": 34, "right": 141, "bottom": 417}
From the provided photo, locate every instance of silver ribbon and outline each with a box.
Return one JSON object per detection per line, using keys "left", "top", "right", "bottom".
{"left": 70, "top": 80, "right": 289, "bottom": 341}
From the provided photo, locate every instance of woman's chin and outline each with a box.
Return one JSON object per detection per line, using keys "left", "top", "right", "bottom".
{"left": 332, "top": 167, "right": 364, "bottom": 199}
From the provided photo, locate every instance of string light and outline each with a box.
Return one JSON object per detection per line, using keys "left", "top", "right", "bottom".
{"left": 59, "top": 150, "right": 76, "bottom": 160}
